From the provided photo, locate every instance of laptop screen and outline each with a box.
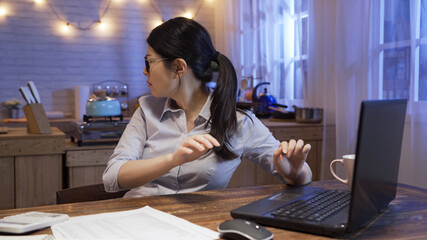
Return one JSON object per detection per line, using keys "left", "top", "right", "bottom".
{"left": 348, "top": 99, "right": 407, "bottom": 232}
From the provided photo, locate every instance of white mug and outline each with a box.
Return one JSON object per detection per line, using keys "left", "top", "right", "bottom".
{"left": 330, "top": 154, "right": 355, "bottom": 189}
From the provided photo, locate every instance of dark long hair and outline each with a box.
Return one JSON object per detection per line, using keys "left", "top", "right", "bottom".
{"left": 147, "top": 17, "right": 250, "bottom": 160}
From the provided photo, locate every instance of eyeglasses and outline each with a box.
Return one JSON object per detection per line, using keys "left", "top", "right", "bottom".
{"left": 144, "top": 56, "right": 171, "bottom": 73}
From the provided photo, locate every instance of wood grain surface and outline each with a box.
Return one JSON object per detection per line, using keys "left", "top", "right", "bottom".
{"left": 0, "top": 180, "right": 425, "bottom": 239}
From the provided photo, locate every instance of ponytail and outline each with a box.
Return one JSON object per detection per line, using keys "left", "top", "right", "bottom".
{"left": 209, "top": 53, "right": 251, "bottom": 160}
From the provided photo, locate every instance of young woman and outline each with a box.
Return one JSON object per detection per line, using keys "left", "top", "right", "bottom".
{"left": 103, "top": 17, "right": 312, "bottom": 197}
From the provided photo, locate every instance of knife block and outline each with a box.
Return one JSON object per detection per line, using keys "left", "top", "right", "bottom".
{"left": 23, "top": 103, "right": 52, "bottom": 134}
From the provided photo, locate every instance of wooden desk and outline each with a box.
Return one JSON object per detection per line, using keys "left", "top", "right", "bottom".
{"left": 0, "top": 180, "right": 425, "bottom": 239}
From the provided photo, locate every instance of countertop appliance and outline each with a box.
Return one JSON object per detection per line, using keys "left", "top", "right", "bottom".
{"left": 252, "top": 82, "right": 289, "bottom": 118}
{"left": 70, "top": 115, "right": 129, "bottom": 146}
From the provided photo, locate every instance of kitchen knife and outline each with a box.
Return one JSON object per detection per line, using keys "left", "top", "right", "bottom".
{"left": 23, "top": 86, "right": 36, "bottom": 104}
{"left": 19, "top": 87, "right": 31, "bottom": 104}
{"left": 27, "top": 81, "right": 41, "bottom": 103}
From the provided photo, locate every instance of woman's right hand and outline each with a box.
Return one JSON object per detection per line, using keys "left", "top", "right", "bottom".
{"left": 172, "top": 134, "right": 220, "bottom": 166}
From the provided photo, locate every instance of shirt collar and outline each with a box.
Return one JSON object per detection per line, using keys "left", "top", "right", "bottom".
{"left": 160, "top": 88, "right": 213, "bottom": 122}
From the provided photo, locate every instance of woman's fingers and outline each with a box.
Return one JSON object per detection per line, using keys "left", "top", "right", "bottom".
{"left": 179, "top": 134, "right": 220, "bottom": 159}
{"left": 302, "top": 143, "right": 311, "bottom": 154}
{"left": 181, "top": 147, "right": 194, "bottom": 154}
{"left": 193, "top": 135, "right": 217, "bottom": 149}
{"left": 277, "top": 139, "right": 311, "bottom": 162}
{"left": 187, "top": 134, "right": 220, "bottom": 151}
{"left": 274, "top": 139, "right": 312, "bottom": 181}
{"left": 295, "top": 139, "right": 304, "bottom": 151}
{"left": 282, "top": 139, "right": 310, "bottom": 157}
{"left": 187, "top": 138, "right": 206, "bottom": 151}
{"left": 203, "top": 134, "right": 220, "bottom": 147}
{"left": 286, "top": 139, "right": 297, "bottom": 158}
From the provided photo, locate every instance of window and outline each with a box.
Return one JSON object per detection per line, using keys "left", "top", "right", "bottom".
{"left": 420, "top": 0, "right": 427, "bottom": 100}
{"left": 291, "top": 0, "right": 308, "bottom": 100}
{"left": 275, "top": 0, "right": 308, "bottom": 104}
{"left": 236, "top": 0, "right": 308, "bottom": 106}
{"left": 380, "top": 0, "right": 427, "bottom": 101}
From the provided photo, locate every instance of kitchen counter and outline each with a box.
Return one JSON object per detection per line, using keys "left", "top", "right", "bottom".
{"left": 65, "top": 140, "right": 116, "bottom": 188}
{"left": 0, "top": 127, "right": 65, "bottom": 157}
{"left": 0, "top": 127, "right": 65, "bottom": 209}
{"left": 2, "top": 118, "right": 76, "bottom": 138}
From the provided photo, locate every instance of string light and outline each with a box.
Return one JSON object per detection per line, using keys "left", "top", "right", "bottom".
{"left": 97, "top": 21, "right": 106, "bottom": 30}
{"left": 45, "top": 0, "right": 112, "bottom": 31}
{"left": 151, "top": 19, "right": 163, "bottom": 29}
{"left": 183, "top": 11, "right": 194, "bottom": 19}
{"left": 1, "top": 0, "right": 208, "bottom": 36}
{"left": 95, "top": 19, "right": 112, "bottom": 36}
{"left": 0, "top": 7, "right": 7, "bottom": 17}
{"left": 61, "top": 22, "right": 70, "bottom": 32}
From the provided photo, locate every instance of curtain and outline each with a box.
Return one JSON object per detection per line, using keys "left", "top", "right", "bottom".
{"left": 215, "top": 0, "right": 304, "bottom": 106}
{"left": 308, "top": 1, "right": 374, "bottom": 179}
{"left": 215, "top": 0, "right": 427, "bottom": 188}
{"left": 398, "top": 0, "right": 427, "bottom": 189}
{"left": 308, "top": 0, "right": 427, "bottom": 189}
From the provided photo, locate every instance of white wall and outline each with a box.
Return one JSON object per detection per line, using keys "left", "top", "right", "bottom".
{"left": 0, "top": 0, "right": 214, "bottom": 119}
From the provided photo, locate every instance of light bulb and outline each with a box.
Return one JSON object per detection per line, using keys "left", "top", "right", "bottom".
{"left": 183, "top": 11, "right": 193, "bottom": 19}
{"left": 34, "top": 0, "right": 44, "bottom": 4}
{"left": 152, "top": 19, "right": 163, "bottom": 28}
{"left": 98, "top": 21, "right": 107, "bottom": 30}
{"left": 0, "top": 7, "right": 6, "bottom": 17}
{"left": 62, "top": 23, "right": 70, "bottom": 32}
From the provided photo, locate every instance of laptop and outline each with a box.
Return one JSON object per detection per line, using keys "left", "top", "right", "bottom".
{"left": 231, "top": 99, "right": 407, "bottom": 236}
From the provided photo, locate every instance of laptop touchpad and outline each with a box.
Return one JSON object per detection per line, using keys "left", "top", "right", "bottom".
{"left": 269, "top": 192, "right": 302, "bottom": 202}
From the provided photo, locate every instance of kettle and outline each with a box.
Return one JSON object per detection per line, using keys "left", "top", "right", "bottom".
{"left": 86, "top": 96, "right": 121, "bottom": 117}
{"left": 252, "top": 82, "right": 277, "bottom": 118}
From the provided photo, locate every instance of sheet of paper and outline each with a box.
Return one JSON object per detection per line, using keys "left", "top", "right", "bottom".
{"left": 51, "top": 206, "right": 219, "bottom": 240}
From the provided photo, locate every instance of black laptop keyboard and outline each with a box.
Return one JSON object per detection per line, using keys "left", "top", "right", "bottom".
{"left": 271, "top": 190, "right": 351, "bottom": 222}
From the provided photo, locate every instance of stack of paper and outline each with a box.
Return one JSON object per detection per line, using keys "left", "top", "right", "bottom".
{"left": 51, "top": 206, "right": 218, "bottom": 240}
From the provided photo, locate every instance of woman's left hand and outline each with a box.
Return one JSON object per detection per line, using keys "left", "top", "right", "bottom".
{"left": 273, "top": 139, "right": 312, "bottom": 184}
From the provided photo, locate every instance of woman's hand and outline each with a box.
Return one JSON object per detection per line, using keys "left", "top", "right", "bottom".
{"left": 172, "top": 134, "right": 220, "bottom": 166}
{"left": 273, "top": 139, "right": 312, "bottom": 185}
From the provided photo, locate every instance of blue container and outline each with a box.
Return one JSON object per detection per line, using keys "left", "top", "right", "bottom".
{"left": 86, "top": 98, "right": 121, "bottom": 117}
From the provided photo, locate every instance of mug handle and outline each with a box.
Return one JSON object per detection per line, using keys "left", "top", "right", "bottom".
{"left": 330, "top": 159, "right": 348, "bottom": 184}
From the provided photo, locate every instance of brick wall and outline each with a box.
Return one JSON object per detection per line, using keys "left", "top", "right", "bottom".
{"left": 0, "top": 0, "right": 215, "bottom": 119}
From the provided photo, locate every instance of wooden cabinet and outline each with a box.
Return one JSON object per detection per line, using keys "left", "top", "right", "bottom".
{"left": 0, "top": 128, "right": 65, "bottom": 209}
{"left": 228, "top": 120, "right": 333, "bottom": 188}
{"left": 65, "top": 142, "right": 114, "bottom": 188}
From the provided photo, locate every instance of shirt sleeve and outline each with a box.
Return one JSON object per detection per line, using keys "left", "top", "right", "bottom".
{"left": 239, "top": 112, "right": 313, "bottom": 184}
{"left": 102, "top": 105, "right": 147, "bottom": 192}
{"left": 240, "top": 112, "right": 282, "bottom": 177}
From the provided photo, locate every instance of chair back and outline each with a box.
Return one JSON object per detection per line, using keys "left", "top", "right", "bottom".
{"left": 56, "top": 184, "right": 128, "bottom": 204}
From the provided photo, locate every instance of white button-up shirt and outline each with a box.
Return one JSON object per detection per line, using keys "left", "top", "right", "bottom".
{"left": 103, "top": 90, "right": 283, "bottom": 198}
